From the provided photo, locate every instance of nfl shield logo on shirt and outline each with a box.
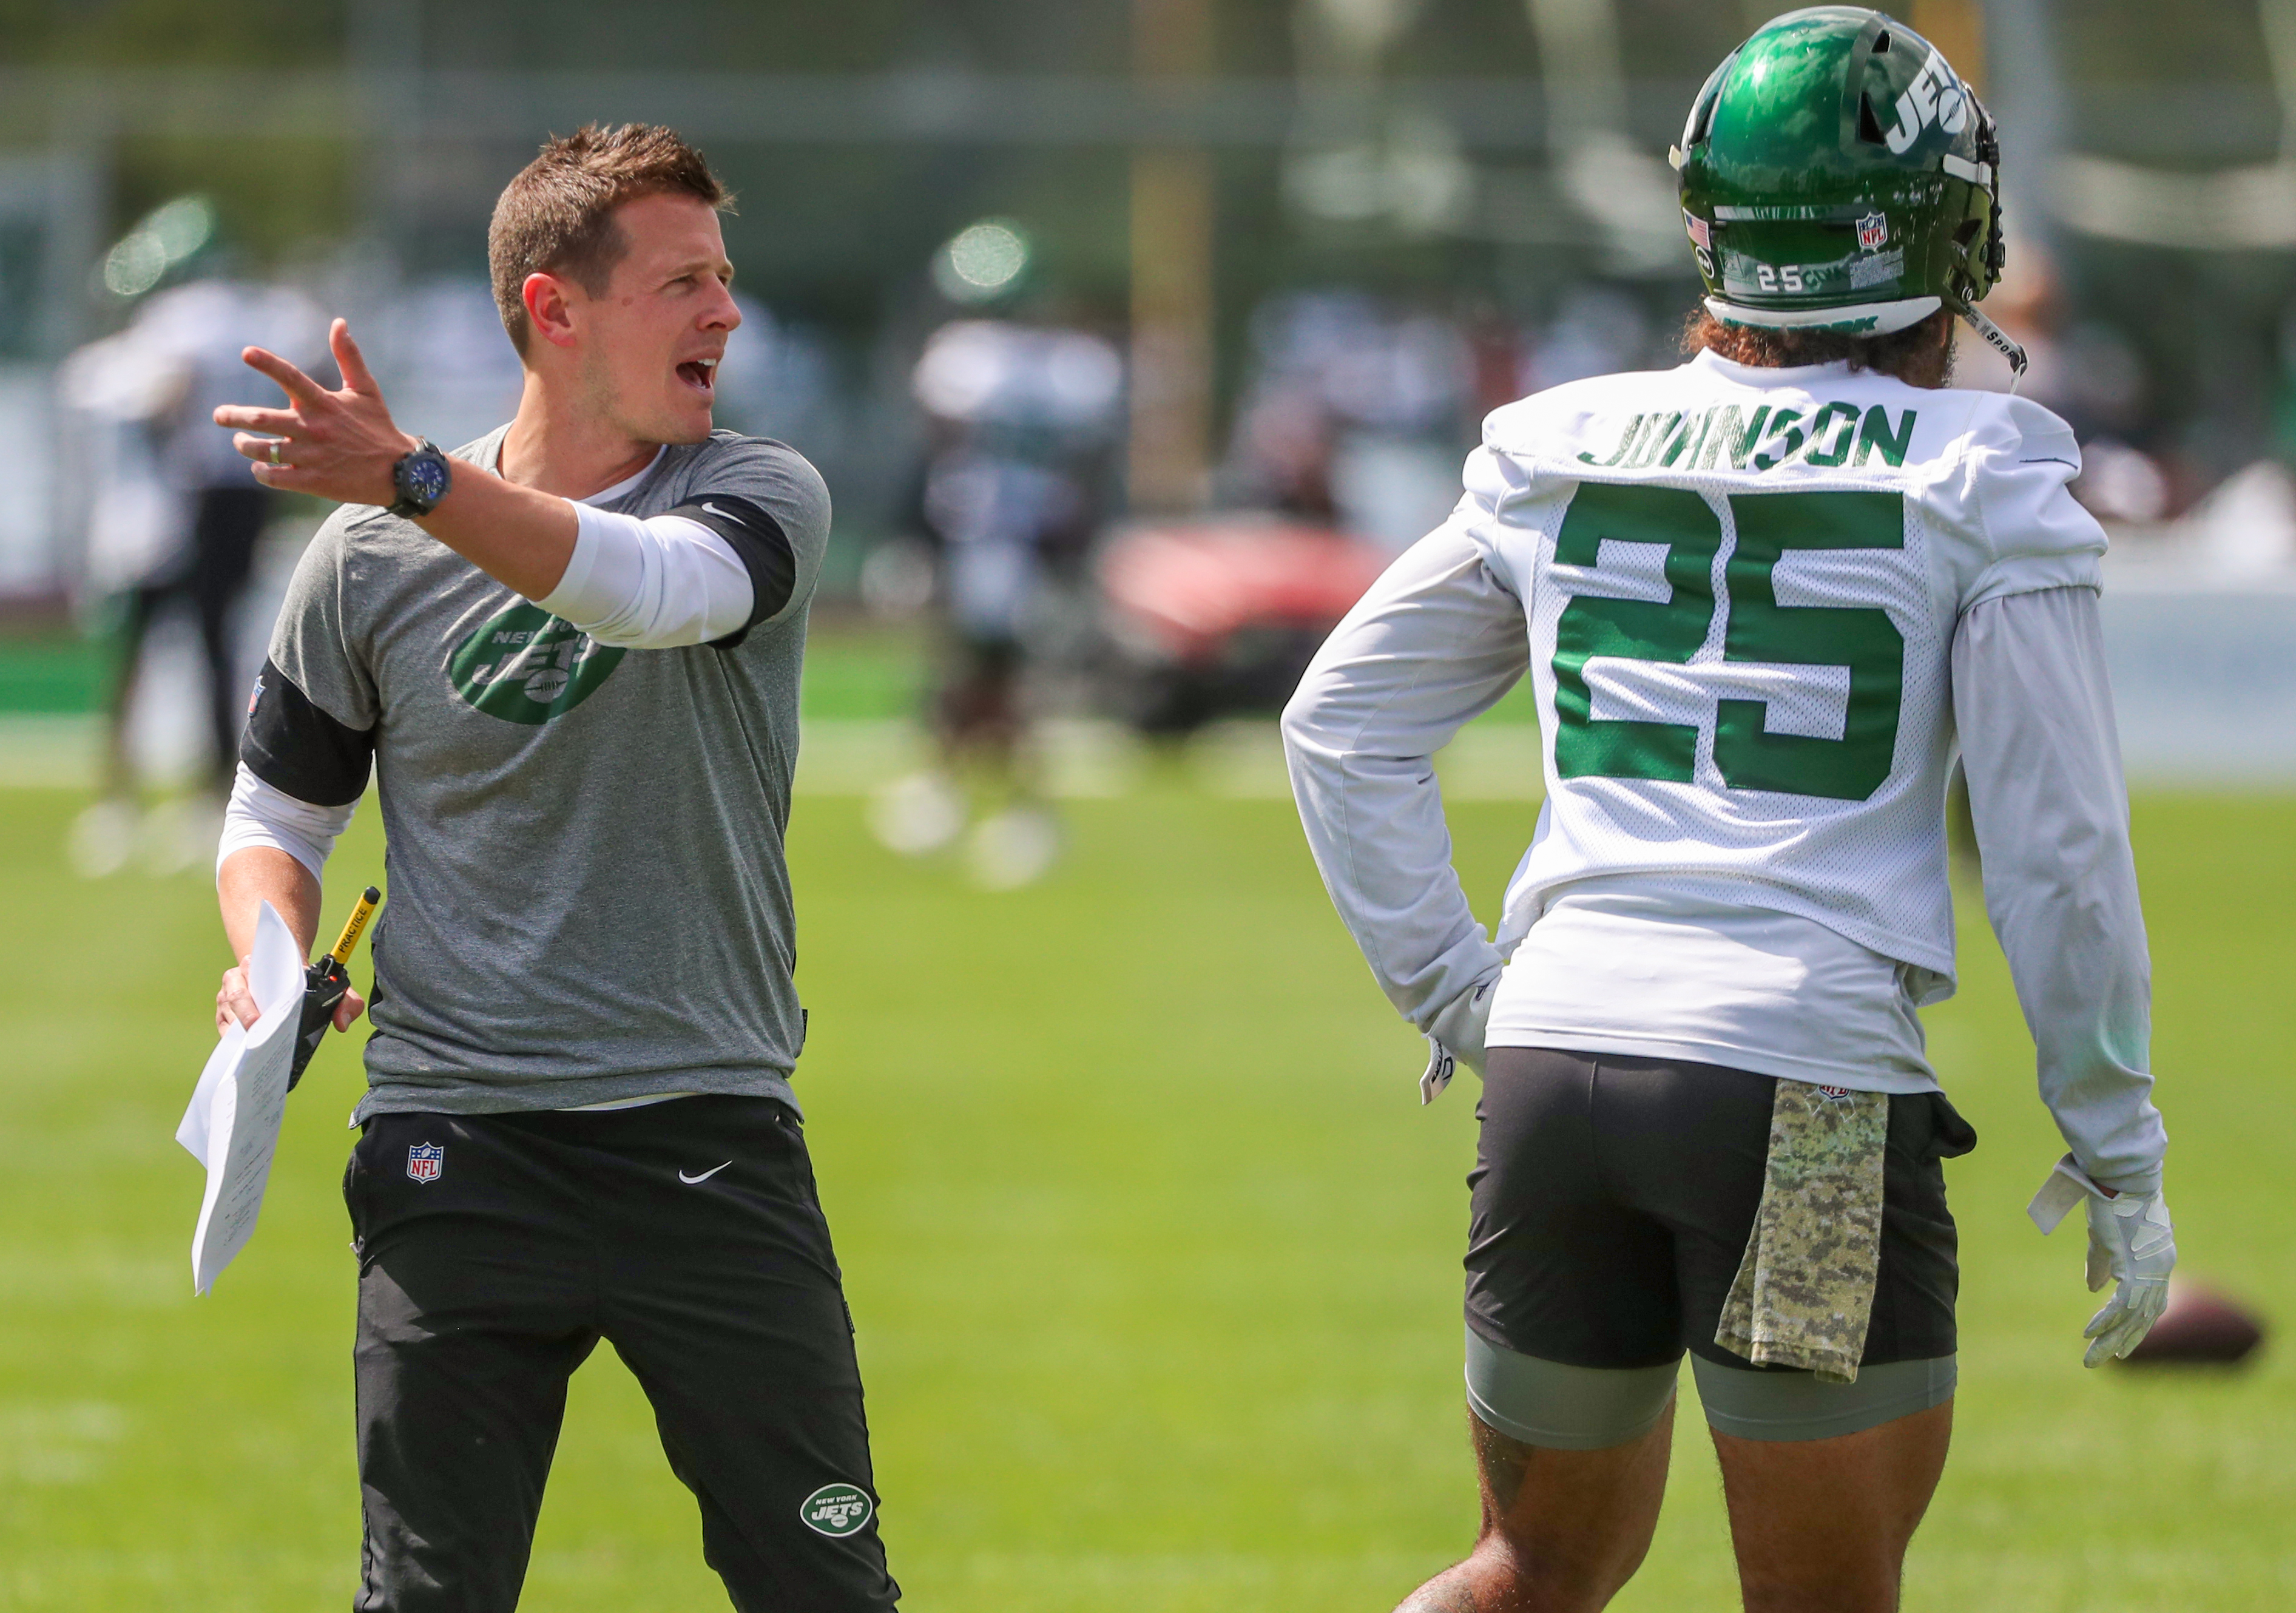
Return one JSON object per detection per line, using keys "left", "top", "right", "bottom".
{"left": 406, "top": 1142, "right": 445, "bottom": 1185}
{"left": 1856, "top": 211, "right": 1889, "bottom": 251}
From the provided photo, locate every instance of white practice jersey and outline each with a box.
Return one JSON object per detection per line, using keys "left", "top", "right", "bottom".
{"left": 1284, "top": 348, "right": 2166, "bottom": 1192}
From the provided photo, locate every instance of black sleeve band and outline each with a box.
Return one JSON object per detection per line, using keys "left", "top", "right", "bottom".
{"left": 241, "top": 658, "right": 376, "bottom": 807}
{"left": 669, "top": 492, "right": 799, "bottom": 649}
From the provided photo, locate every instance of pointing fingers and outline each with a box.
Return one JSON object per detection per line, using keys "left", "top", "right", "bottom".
{"left": 214, "top": 404, "right": 300, "bottom": 435}
{"left": 329, "top": 318, "right": 380, "bottom": 394}
{"left": 240, "top": 345, "right": 330, "bottom": 409}
{"left": 222, "top": 319, "right": 405, "bottom": 504}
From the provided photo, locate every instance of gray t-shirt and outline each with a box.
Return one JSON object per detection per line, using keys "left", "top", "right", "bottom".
{"left": 261, "top": 427, "right": 828, "bottom": 1120}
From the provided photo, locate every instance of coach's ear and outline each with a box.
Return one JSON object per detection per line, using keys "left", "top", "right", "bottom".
{"left": 522, "top": 271, "right": 581, "bottom": 351}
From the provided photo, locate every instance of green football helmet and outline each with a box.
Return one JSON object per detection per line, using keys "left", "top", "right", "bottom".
{"left": 1673, "top": 6, "right": 2025, "bottom": 375}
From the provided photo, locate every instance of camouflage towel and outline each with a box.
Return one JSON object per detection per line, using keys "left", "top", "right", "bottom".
{"left": 1715, "top": 1080, "right": 1889, "bottom": 1385}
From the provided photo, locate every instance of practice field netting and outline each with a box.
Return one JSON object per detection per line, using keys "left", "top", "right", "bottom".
{"left": 0, "top": 782, "right": 2289, "bottom": 1611}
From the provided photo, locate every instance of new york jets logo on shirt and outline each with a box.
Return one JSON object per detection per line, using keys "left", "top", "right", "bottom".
{"left": 445, "top": 602, "right": 626, "bottom": 725}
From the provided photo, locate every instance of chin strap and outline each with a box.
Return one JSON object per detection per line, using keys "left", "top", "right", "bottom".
{"left": 1956, "top": 303, "right": 2030, "bottom": 392}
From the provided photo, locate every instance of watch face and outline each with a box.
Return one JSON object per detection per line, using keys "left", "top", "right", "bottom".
{"left": 408, "top": 453, "right": 450, "bottom": 504}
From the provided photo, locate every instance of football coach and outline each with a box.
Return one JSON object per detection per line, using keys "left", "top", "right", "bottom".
{"left": 208, "top": 125, "right": 899, "bottom": 1610}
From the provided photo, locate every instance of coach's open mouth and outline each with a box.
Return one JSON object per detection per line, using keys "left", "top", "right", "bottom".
{"left": 676, "top": 358, "right": 718, "bottom": 396}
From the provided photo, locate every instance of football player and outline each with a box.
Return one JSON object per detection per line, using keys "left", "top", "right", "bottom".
{"left": 1281, "top": 10, "right": 2170, "bottom": 1610}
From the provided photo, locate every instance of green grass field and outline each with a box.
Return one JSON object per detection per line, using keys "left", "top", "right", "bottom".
{"left": 1, "top": 774, "right": 2291, "bottom": 1611}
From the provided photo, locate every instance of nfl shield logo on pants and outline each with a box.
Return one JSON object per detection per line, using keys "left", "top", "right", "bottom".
{"left": 407, "top": 1142, "right": 445, "bottom": 1185}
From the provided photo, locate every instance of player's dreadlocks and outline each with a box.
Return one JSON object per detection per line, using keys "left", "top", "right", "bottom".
{"left": 1680, "top": 306, "right": 1956, "bottom": 390}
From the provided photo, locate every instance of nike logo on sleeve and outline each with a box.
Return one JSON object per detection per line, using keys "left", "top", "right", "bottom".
{"left": 679, "top": 1162, "right": 733, "bottom": 1185}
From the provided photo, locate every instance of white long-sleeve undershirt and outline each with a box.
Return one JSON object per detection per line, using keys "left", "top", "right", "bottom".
{"left": 217, "top": 762, "right": 357, "bottom": 882}
{"left": 1953, "top": 586, "right": 2163, "bottom": 1192}
{"left": 533, "top": 441, "right": 752, "bottom": 647}
{"left": 536, "top": 503, "right": 754, "bottom": 648}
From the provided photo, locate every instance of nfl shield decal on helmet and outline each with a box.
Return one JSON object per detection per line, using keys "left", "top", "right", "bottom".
{"left": 799, "top": 1482, "right": 874, "bottom": 1537}
{"left": 1857, "top": 211, "right": 1889, "bottom": 251}
{"left": 407, "top": 1142, "right": 445, "bottom": 1185}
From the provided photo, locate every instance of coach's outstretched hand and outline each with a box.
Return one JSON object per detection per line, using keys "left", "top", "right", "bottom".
{"left": 215, "top": 318, "right": 419, "bottom": 509}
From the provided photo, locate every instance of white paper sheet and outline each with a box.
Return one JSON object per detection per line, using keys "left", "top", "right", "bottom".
{"left": 177, "top": 901, "right": 305, "bottom": 1294}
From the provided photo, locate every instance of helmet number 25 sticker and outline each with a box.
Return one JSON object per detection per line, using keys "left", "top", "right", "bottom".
{"left": 1550, "top": 483, "right": 1906, "bottom": 802}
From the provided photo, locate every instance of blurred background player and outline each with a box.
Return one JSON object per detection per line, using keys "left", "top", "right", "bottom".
{"left": 1220, "top": 289, "right": 1475, "bottom": 552}
{"left": 1285, "top": 12, "right": 2172, "bottom": 1610}
{"left": 869, "top": 290, "right": 1123, "bottom": 888}
{"left": 58, "top": 266, "right": 320, "bottom": 875}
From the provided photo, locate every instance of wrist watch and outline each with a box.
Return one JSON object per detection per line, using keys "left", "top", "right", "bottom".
{"left": 387, "top": 439, "right": 452, "bottom": 519}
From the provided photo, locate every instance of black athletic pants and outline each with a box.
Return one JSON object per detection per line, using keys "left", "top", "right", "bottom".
{"left": 345, "top": 1097, "right": 899, "bottom": 1612}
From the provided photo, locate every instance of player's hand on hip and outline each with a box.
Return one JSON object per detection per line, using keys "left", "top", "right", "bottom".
{"left": 215, "top": 318, "right": 418, "bottom": 507}
{"left": 2080, "top": 1185, "right": 2176, "bottom": 1367}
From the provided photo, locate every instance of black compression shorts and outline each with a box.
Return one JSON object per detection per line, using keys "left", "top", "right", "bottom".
{"left": 1466, "top": 1047, "right": 1977, "bottom": 1373}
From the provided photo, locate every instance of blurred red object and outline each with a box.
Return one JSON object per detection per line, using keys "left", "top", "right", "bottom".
{"left": 1098, "top": 518, "right": 1393, "bottom": 664}
{"left": 2120, "top": 1279, "right": 2267, "bottom": 1367}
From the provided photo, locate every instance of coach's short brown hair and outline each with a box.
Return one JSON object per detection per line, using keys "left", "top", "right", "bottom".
{"left": 487, "top": 124, "right": 732, "bottom": 354}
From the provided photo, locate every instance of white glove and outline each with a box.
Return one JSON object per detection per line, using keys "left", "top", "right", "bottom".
{"left": 2028, "top": 1154, "right": 2176, "bottom": 1367}
{"left": 1419, "top": 975, "right": 1497, "bottom": 1104}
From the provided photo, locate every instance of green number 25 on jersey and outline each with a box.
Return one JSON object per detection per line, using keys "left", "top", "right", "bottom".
{"left": 1549, "top": 482, "right": 1907, "bottom": 803}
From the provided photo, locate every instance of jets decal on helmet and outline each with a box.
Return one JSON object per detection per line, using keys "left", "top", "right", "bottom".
{"left": 1673, "top": 5, "right": 2026, "bottom": 376}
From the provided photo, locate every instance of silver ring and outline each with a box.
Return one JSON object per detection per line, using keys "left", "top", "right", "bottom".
{"left": 268, "top": 440, "right": 283, "bottom": 467}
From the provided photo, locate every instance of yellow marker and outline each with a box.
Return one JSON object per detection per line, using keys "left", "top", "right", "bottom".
{"left": 329, "top": 885, "right": 383, "bottom": 967}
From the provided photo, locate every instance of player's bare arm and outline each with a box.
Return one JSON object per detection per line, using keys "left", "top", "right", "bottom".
{"left": 212, "top": 191, "right": 740, "bottom": 601}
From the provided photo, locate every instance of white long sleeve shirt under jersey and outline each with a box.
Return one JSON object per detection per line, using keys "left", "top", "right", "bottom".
{"left": 1282, "top": 349, "right": 2164, "bottom": 1194}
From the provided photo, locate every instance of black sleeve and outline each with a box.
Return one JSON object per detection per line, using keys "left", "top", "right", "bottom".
{"left": 669, "top": 492, "right": 799, "bottom": 650}
{"left": 240, "top": 658, "right": 376, "bottom": 807}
